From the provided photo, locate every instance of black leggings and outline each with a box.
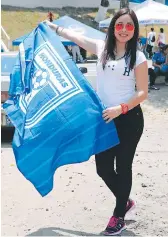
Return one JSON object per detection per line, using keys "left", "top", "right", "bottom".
{"left": 95, "top": 105, "right": 144, "bottom": 218}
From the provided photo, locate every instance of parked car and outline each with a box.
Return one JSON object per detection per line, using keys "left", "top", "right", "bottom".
{"left": 1, "top": 52, "right": 18, "bottom": 127}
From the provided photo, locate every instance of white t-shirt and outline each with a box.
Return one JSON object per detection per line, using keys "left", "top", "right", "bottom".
{"left": 158, "top": 33, "right": 166, "bottom": 44}
{"left": 96, "top": 40, "right": 146, "bottom": 108}
{"left": 147, "top": 31, "right": 156, "bottom": 46}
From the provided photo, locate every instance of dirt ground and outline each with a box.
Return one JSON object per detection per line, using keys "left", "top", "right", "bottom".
{"left": 1, "top": 85, "right": 168, "bottom": 236}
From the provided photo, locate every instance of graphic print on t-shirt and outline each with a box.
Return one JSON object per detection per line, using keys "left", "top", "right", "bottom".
{"left": 123, "top": 67, "right": 131, "bottom": 76}
{"left": 96, "top": 41, "right": 147, "bottom": 107}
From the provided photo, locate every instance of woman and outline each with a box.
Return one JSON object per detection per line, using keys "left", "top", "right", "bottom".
{"left": 150, "top": 44, "right": 168, "bottom": 87}
{"left": 157, "top": 28, "right": 166, "bottom": 47}
{"left": 45, "top": 8, "right": 148, "bottom": 236}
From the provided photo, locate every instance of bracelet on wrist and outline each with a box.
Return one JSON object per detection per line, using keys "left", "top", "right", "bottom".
{"left": 120, "top": 103, "right": 129, "bottom": 114}
{"left": 55, "top": 26, "right": 60, "bottom": 34}
{"left": 56, "top": 26, "right": 64, "bottom": 36}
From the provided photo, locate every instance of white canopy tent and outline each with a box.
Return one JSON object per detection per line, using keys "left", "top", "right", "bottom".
{"left": 99, "top": 17, "right": 112, "bottom": 28}
{"left": 133, "top": 0, "right": 168, "bottom": 11}
{"left": 135, "top": 0, "right": 168, "bottom": 25}
{"left": 99, "top": 0, "right": 168, "bottom": 27}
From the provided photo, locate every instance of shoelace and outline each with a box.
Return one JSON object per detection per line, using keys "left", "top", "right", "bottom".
{"left": 108, "top": 216, "right": 119, "bottom": 227}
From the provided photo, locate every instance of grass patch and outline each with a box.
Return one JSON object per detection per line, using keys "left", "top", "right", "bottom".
{"left": 1, "top": 6, "right": 100, "bottom": 41}
{"left": 1, "top": 6, "right": 115, "bottom": 42}
{"left": 1, "top": 10, "right": 59, "bottom": 40}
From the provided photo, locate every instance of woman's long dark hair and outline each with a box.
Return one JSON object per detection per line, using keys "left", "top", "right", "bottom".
{"left": 101, "top": 8, "right": 139, "bottom": 71}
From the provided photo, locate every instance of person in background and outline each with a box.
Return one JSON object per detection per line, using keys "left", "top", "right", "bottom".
{"left": 137, "top": 37, "right": 143, "bottom": 51}
{"left": 148, "top": 68, "right": 160, "bottom": 90}
{"left": 146, "top": 28, "right": 156, "bottom": 59}
{"left": 45, "top": 7, "right": 148, "bottom": 236}
{"left": 80, "top": 47, "right": 87, "bottom": 61}
{"left": 47, "top": 11, "right": 54, "bottom": 22}
{"left": 71, "top": 45, "right": 84, "bottom": 63}
{"left": 149, "top": 44, "right": 168, "bottom": 89}
{"left": 139, "top": 36, "right": 147, "bottom": 58}
{"left": 148, "top": 46, "right": 159, "bottom": 90}
{"left": 166, "top": 51, "right": 168, "bottom": 65}
{"left": 157, "top": 28, "right": 166, "bottom": 47}
{"left": 64, "top": 45, "right": 72, "bottom": 57}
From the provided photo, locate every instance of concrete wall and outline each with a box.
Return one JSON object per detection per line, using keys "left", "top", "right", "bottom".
{"left": 1, "top": 0, "right": 100, "bottom": 8}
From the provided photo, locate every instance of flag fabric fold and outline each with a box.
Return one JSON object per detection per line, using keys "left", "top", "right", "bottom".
{"left": 3, "top": 23, "right": 119, "bottom": 196}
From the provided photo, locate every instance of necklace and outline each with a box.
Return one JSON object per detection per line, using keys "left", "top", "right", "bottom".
{"left": 114, "top": 50, "right": 126, "bottom": 60}
{"left": 115, "top": 54, "right": 126, "bottom": 61}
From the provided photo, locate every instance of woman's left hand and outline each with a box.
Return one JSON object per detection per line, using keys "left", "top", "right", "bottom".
{"left": 43, "top": 20, "right": 57, "bottom": 31}
{"left": 102, "top": 105, "right": 122, "bottom": 123}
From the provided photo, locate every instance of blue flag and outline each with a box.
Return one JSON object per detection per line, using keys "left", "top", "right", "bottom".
{"left": 3, "top": 23, "right": 119, "bottom": 196}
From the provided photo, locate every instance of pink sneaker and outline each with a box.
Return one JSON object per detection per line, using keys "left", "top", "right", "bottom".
{"left": 103, "top": 216, "right": 126, "bottom": 236}
{"left": 125, "top": 198, "right": 136, "bottom": 215}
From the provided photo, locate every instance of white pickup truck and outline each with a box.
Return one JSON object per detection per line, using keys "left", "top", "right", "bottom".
{"left": 1, "top": 52, "right": 97, "bottom": 127}
{"left": 1, "top": 52, "right": 18, "bottom": 126}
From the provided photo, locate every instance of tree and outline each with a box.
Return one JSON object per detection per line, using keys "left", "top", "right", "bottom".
{"left": 120, "top": 0, "right": 129, "bottom": 9}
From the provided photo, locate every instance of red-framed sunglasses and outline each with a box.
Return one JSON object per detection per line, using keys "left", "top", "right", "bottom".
{"left": 115, "top": 23, "right": 134, "bottom": 32}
